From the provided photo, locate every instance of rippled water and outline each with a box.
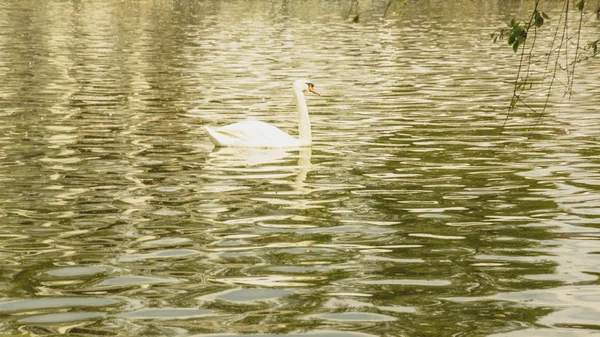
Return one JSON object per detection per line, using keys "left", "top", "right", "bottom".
{"left": 1, "top": 0, "right": 600, "bottom": 336}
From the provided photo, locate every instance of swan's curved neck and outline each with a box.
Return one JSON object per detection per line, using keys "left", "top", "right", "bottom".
{"left": 293, "top": 88, "right": 311, "bottom": 145}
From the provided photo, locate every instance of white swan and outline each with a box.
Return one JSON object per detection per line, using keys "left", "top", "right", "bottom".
{"left": 204, "top": 79, "right": 320, "bottom": 148}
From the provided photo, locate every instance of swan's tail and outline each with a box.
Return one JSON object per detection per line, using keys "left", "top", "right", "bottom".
{"left": 204, "top": 126, "right": 222, "bottom": 146}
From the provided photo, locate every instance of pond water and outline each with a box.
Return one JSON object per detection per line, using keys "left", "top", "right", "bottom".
{"left": 1, "top": 0, "right": 600, "bottom": 336}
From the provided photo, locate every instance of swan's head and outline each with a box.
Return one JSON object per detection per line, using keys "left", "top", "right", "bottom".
{"left": 293, "top": 79, "right": 320, "bottom": 96}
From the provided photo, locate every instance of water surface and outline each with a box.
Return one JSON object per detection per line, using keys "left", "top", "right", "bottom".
{"left": 1, "top": 0, "right": 600, "bottom": 336}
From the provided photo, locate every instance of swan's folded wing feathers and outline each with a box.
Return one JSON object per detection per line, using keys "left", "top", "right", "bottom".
{"left": 206, "top": 121, "right": 299, "bottom": 147}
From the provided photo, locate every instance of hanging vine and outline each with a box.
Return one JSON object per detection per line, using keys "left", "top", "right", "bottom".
{"left": 491, "top": 0, "right": 599, "bottom": 139}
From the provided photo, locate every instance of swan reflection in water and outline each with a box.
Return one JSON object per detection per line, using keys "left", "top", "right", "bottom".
{"left": 201, "top": 147, "right": 312, "bottom": 196}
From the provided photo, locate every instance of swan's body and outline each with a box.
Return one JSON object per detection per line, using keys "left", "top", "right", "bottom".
{"left": 205, "top": 80, "right": 319, "bottom": 148}
{"left": 205, "top": 120, "right": 303, "bottom": 147}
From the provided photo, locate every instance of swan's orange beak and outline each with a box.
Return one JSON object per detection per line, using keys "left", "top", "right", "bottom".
{"left": 309, "top": 87, "right": 320, "bottom": 96}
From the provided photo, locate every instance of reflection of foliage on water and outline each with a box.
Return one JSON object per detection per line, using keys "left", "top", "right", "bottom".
{"left": 344, "top": 0, "right": 405, "bottom": 22}
{"left": 418, "top": 301, "right": 556, "bottom": 336}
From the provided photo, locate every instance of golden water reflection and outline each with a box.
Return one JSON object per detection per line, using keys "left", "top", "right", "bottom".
{"left": 1, "top": 0, "right": 600, "bottom": 336}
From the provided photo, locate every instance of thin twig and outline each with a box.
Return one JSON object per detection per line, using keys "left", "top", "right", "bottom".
{"left": 383, "top": 0, "right": 395, "bottom": 17}
{"left": 541, "top": 0, "right": 567, "bottom": 89}
{"left": 499, "top": 0, "right": 541, "bottom": 138}
{"left": 528, "top": 0, "right": 569, "bottom": 139}
{"left": 569, "top": 3, "right": 585, "bottom": 99}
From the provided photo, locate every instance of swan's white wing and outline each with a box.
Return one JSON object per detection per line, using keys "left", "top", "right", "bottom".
{"left": 205, "top": 121, "right": 300, "bottom": 148}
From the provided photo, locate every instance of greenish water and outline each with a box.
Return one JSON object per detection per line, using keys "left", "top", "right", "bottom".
{"left": 1, "top": 0, "right": 600, "bottom": 336}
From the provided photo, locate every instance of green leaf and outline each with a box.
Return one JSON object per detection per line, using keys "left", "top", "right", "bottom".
{"left": 516, "top": 26, "right": 525, "bottom": 37}
{"left": 590, "top": 41, "right": 598, "bottom": 55}
{"left": 512, "top": 41, "right": 519, "bottom": 52}
{"left": 576, "top": 0, "right": 585, "bottom": 12}
{"left": 541, "top": 12, "right": 549, "bottom": 19}
{"left": 534, "top": 11, "right": 544, "bottom": 28}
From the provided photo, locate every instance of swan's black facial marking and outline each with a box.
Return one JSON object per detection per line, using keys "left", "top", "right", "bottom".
{"left": 306, "top": 82, "right": 320, "bottom": 96}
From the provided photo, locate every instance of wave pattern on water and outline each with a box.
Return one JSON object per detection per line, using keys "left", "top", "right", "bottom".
{"left": 0, "top": 0, "right": 600, "bottom": 336}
